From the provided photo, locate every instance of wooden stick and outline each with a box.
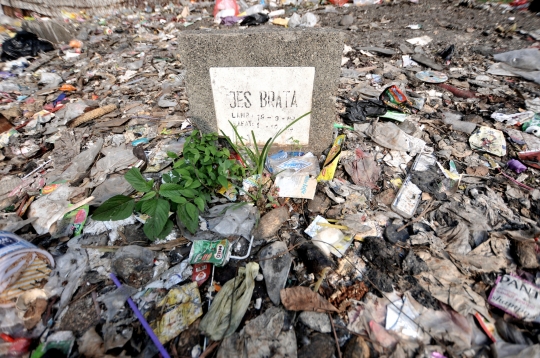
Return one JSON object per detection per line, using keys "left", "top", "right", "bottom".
{"left": 328, "top": 312, "right": 342, "bottom": 358}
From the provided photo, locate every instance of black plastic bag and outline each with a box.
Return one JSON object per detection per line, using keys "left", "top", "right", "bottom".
{"left": 531, "top": 0, "right": 540, "bottom": 12}
{"left": 1, "top": 31, "right": 54, "bottom": 61}
{"left": 340, "top": 99, "right": 387, "bottom": 123}
{"left": 239, "top": 13, "right": 269, "bottom": 26}
{"left": 438, "top": 44, "right": 455, "bottom": 62}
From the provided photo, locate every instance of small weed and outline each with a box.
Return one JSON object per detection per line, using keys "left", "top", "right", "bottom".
{"left": 92, "top": 130, "right": 244, "bottom": 240}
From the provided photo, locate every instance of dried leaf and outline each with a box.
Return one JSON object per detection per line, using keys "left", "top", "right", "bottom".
{"left": 280, "top": 287, "right": 338, "bottom": 313}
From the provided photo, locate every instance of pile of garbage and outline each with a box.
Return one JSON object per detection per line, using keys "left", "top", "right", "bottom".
{"left": 2, "top": 0, "right": 540, "bottom": 357}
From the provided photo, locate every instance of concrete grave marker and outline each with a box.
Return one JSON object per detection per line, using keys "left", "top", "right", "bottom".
{"left": 210, "top": 67, "right": 314, "bottom": 145}
{"left": 179, "top": 28, "right": 343, "bottom": 154}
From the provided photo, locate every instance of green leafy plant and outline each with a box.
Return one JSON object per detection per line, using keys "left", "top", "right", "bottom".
{"left": 242, "top": 173, "right": 279, "bottom": 211}
{"left": 92, "top": 130, "right": 245, "bottom": 240}
{"left": 222, "top": 112, "right": 311, "bottom": 175}
{"left": 288, "top": 137, "right": 303, "bottom": 155}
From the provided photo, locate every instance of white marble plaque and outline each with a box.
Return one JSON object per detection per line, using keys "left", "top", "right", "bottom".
{"left": 210, "top": 67, "right": 315, "bottom": 145}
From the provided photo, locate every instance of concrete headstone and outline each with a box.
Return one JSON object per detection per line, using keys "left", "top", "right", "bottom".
{"left": 178, "top": 28, "right": 343, "bottom": 154}
{"left": 23, "top": 20, "right": 74, "bottom": 44}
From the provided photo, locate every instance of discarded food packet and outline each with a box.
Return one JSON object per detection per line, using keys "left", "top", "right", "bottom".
{"left": 518, "top": 150, "right": 540, "bottom": 169}
{"left": 189, "top": 239, "right": 230, "bottom": 267}
{"left": 469, "top": 126, "right": 507, "bottom": 157}
{"left": 217, "top": 182, "right": 237, "bottom": 201}
{"left": 317, "top": 135, "right": 346, "bottom": 182}
{"left": 53, "top": 205, "right": 89, "bottom": 238}
{"left": 274, "top": 175, "right": 317, "bottom": 199}
{"left": 0, "top": 231, "right": 55, "bottom": 295}
{"left": 391, "top": 153, "right": 437, "bottom": 218}
{"left": 152, "top": 282, "right": 203, "bottom": 344}
{"left": 192, "top": 263, "right": 212, "bottom": 286}
{"left": 266, "top": 151, "right": 320, "bottom": 177}
{"left": 379, "top": 85, "right": 414, "bottom": 114}
{"left": 488, "top": 275, "right": 540, "bottom": 322}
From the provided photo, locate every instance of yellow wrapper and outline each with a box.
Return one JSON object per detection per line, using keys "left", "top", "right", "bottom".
{"left": 317, "top": 135, "right": 346, "bottom": 182}
{"left": 271, "top": 18, "right": 289, "bottom": 27}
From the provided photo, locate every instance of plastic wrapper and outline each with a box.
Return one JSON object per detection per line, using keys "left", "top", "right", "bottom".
{"left": 152, "top": 282, "right": 203, "bottom": 344}
{"left": 368, "top": 121, "right": 426, "bottom": 155}
{"left": 0, "top": 231, "right": 55, "bottom": 304}
{"left": 192, "top": 263, "right": 211, "bottom": 286}
{"left": 60, "top": 138, "right": 104, "bottom": 182}
{"left": 97, "top": 285, "right": 138, "bottom": 322}
{"left": 199, "top": 262, "right": 259, "bottom": 341}
{"left": 342, "top": 148, "right": 380, "bottom": 189}
{"left": 39, "top": 73, "right": 62, "bottom": 88}
{"left": 43, "top": 248, "right": 88, "bottom": 314}
{"left": 206, "top": 203, "right": 257, "bottom": 240}
{"left": 243, "top": 4, "right": 264, "bottom": 15}
{"left": 266, "top": 151, "right": 320, "bottom": 177}
{"left": 469, "top": 126, "right": 507, "bottom": 157}
{"left": 189, "top": 239, "right": 231, "bottom": 267}
{"left": 438, "top": 44, "right": 455, "bottom": 62}
{"left": 28, "top": 185, "right": 76, "bottom": 235}
{"left": 491, "top": 111, "right": 534, "bottom": 126}
{"left": 379, "top": 85, "right": 415, "bottom": 113}
{"left": 221, "top": 16, "right": 242, "bottom": 25}
{"left": 52, "top": 205, "right": 89, "bottom": 238}
{"left": 274, "top": 175, "right": 317, "bottom": 199}
{"left": 317, "top": 135, "right": 346, "bottom": 182}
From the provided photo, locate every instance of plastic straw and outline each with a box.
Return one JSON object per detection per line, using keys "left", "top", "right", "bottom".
{"left": 109, "top": 273, "right": 171, "bottom": 358}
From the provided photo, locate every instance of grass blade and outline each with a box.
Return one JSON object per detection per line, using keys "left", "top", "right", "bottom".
{"left": 258, "top": 137, "right": 273, "bottom": 174}
{"left": 251, "top": 130, "right": 261, "bottom": 158}
{"left": 228, "top": 120, "right": 247, "bottom": 147}
{"left": 220, "top": 129, "right": 247, "bottom": 165}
